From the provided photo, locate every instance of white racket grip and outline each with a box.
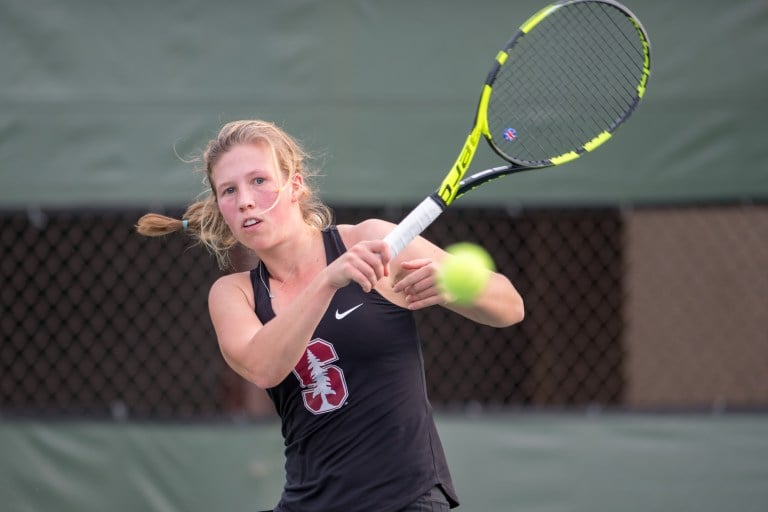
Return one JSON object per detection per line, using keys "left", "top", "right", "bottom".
{"left": 384, "top": 196, "right": 445, "bottom": 258}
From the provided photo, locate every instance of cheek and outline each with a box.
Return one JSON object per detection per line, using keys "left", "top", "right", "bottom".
{"left": 217, "top": 197, "right": 239, "bottom": 225}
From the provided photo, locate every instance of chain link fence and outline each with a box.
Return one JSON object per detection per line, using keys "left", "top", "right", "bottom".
{"left": 1, "top": 204, "right": 766, "bottom": 419}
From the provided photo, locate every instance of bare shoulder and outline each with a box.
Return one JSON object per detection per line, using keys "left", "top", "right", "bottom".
{"left": 337, "top": 218, "right": 395, "bottom": 245}
{"left": 208, "top": 271, "right": 254, "bottom": 310}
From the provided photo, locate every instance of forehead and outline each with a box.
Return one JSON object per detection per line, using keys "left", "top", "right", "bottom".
{"left": 211, "top": 143, "right": 275, "bottom": 181}
{"left": 216, "top": 142, "right": 271, "bottom": 169}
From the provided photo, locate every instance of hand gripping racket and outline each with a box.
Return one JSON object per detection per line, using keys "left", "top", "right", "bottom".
{"left": 384, "top": 0, "right": 651, "bottom": 257}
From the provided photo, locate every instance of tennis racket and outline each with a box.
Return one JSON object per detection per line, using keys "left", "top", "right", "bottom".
{"left": 384, "top": 0, "right": 651, "bottom": 257}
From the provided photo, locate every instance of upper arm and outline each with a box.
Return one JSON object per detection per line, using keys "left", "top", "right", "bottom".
{"left": 208, "top": 273, "right": 264, "bottom": 373}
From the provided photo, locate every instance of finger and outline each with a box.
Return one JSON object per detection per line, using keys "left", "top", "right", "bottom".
{"left": 376, "top": 241, "right": 392, "bottom": 272}
{"left": 354, "top": 260, "right": 381, "bottom": 292}
{"left": 406, "top": 269, "right": 439, "bottom": 296}
{"left": 353, "top": 242, "right": 390, "bottom": 277}
{"left": 357, "top": 249, "right": 390, "bottom": 290}
{"left": 393, "top": 265, "right": 432, "bottom": 293}
{"left": 405, "top": 293, "right": 445, "bottom": 311}
{"left": 355, "top": 253, "right": 387, "bottom": 286}
{"left": 346, "top": 264, "right": 376, "bottom": 293}
{"left": 394, "top": 273, "right": 423, "bottom": 294}
{"left": 364, "top": 240, "right": 391, "bottom": 265}
{"left": 399, "top": 258, "right": 431, "bottom": 270}
{"left": 405, "top": 282, "right": 440, "bottom": 303}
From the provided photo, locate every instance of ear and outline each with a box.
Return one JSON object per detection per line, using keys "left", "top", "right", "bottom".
{"left": 289, "top": 173, "right": 305, "bottom": 202}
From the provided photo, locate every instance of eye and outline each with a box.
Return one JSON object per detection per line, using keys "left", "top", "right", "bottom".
{"left": 221, "top": 186, "right": 235, "bottom": 196}
{"left": 254, "top": 177, "right": 266, "bottom": 185}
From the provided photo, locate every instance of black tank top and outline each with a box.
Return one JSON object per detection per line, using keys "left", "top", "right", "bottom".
{"left": 250, "top": 226, "right": 458, "bottom": 511}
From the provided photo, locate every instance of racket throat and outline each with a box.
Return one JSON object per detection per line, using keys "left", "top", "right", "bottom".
{"left": 438, "top": 127, "right": 484, "bottom": 205}
{"left": 437, "top": 84, "right": 493, "bottom": 205}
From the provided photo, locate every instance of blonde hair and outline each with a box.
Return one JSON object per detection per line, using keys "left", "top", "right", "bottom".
{"left": 136, "top": 120, "right": 333, "bottom": 268}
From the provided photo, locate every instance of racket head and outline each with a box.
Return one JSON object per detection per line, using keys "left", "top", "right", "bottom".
{"left": 480, "top": 0, "right": 651, "bottom": 168}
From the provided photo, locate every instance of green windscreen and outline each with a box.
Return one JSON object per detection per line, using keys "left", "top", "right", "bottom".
{"left": 0, "top": 0, "right": 766, "bottom": 207}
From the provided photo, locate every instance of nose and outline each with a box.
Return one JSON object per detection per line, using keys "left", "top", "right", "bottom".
{"left": 238, "top": 191, "right": 256, "bottom": 211}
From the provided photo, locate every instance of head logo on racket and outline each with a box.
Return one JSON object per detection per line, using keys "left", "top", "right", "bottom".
{"left": 503, "top": 128, "right": 518, "bottom": 142}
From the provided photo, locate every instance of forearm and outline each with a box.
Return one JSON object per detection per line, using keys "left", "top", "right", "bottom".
{"left": 221, "top": 274, "right": 338, "bottom": 388}
{"left": 446, "top": 272, "right": 524, "bottom": 328}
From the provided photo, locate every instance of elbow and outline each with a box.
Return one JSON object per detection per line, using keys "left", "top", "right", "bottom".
{"left": 468, "top": 290, "right": 525, "bottom": 328}
{"left": 513, "top": 301, "right": 525, "bottom": 325}
{"left": 513, "top": 294, "right": 525, "bottom": 323}
{"left": 510, "top": 296, "right": 525, "bottom": 325}
{"left": 250, "top": 374, "right": 282, "bottom": 390}
{"left": 493, "top": 295, "right": 525, "bottom": 328}
{"left": 241, "top": 362, "right": 290, "bottom": 389}
{"left": 486, "top": 275, "right": 525, "bottom": 328}
{"left": 241, "top": 366, "right": 288, "bottom": 390}
{"left": 220, "top": 348, "right": 287, "bottom": 390}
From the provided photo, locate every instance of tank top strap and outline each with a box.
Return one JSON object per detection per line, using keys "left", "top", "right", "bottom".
{"left": 250, "top": 262, "right": 276, "bottom": 322}
{"left": 322, "top": 225, "right": 346, "bottom": 263}
{"left": 251, "top": 227, "right": 343, "bottom": 323}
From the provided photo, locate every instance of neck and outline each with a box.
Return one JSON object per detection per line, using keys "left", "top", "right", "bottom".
{"left": 260, "top": 224, "right": 324, "bottom": 283}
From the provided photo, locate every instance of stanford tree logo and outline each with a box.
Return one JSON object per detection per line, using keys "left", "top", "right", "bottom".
{"left": 292, "top": 338, "right": 348, "bottom": 414}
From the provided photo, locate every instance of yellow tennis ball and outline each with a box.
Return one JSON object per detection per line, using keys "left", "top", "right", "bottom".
{"left": 438, "top": 242, "right": 496, "bottom": 304}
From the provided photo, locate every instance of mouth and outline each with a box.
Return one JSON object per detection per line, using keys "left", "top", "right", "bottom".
{"left": 242, "top": 218, "right": 261, "bottom": 229}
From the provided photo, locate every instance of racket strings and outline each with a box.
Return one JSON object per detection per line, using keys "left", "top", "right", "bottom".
{"left": 572, "top": 4, "right": 645, "bottom": 114}
{"left": 487, "top": 2, "right": 648, "bottom": 164}
{"left": 548, "top": 9, "right": 636, "bottom": 133}
{"left": 522, "top": 30, "right": 612, "bottom": 155}
{"left": 518, "top": 8, "right": 640, "bottom": 154}
{"left": 491, "top": 37, "right": 599, "bottom": 162}
{"left": 589, "top": 3, "right": 649, "bottom": 95}
{"left": 491, "top": 37, "right": 585, "bottom": 162}
{"left": 557, "top": 5, "right": 645, "bottom": 117}
{"left": 516, "top": 8, "right": 634, "bottom": 144}
{"left": 559, "top": 10, "right": 631, "bottom": 112}
{"left": 490, "top": 46, "right": 554, "bottom": 162}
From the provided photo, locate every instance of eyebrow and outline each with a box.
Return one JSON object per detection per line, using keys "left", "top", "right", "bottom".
{"left": 214, "top": 169, "right": 271, "bottom": 191}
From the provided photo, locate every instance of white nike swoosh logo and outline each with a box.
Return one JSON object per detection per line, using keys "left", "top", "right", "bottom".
{"left": 335, "top": 303, "right": 363, "bottom": 320}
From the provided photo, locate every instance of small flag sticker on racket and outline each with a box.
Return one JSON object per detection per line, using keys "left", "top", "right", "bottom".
{"left": 503, "top": 128, "right": 517, "bottom": 141}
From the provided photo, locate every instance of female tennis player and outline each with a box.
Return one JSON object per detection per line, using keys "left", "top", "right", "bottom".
{"left": 137, "top": 119, "right": 524, "bottom": 511}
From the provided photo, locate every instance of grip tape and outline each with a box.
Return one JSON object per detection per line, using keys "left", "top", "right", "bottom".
{"left": 383, "top": 196, "right": 445, "bottom": 258}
